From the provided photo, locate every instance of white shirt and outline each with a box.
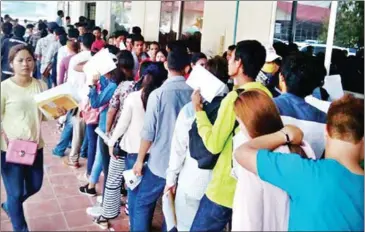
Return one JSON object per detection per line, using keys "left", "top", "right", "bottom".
{"left": 66, "top": 50, "right": 91, "bottom": 102}
{"left": 108, "top": 90, "right": 145, "bottom": 153}
{"left": 165, "top": 102, "right": 212, "bottom": 200}
{"left": 232, "top": 132, "right": 316, "bottom": 231}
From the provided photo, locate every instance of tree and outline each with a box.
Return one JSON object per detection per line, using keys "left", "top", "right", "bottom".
{"left": 319, "top": 1, "right": 364, "bottom": 48}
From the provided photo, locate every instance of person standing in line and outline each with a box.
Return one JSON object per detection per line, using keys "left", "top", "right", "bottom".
{"left": 234, "top": 94, "right": 363, "bottom": 231}
{"left": 91, "top": 27, "right": 106, "bottom": 52}
{"left": 132, "top": 48, "right": 193, "bottom": 231}
{"left": 189, "top": 40, "right": 271, "bottom": 231}
{"left": 62, "top": 32, "right": 94, "bottom": 168}
{"left": 131, "top": 34, "right": 149, "bottom": 76}
{"left": 91, "top": 62, "right": 168, "bottom": 230}
{"left": 1, "top": 44, "right": 65, "bottom": 232}
{"left": 1, "top": 25, "right": 27, "bottom": 81}
{"left": 56, "top": 28, "right": 80, "bottom": 84}
{"left": 56, "top": 10, "right": 64, "bottom": 27}
{"left": 65, "top": 16, "right": 71, "bottom": 26}
{"left": 164, "top": 56, "right": 229, "bottom": 231}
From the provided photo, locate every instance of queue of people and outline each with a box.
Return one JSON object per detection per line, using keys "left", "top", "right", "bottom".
{"left": 0, "top": 12, "right": 364, "bottom": 232}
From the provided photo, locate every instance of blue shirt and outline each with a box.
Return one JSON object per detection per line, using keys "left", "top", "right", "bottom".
{"left": 274, "top": 93, "right": 327, "bottom": 123}
{"left": 89, "top": 76, "right": 117, "bottom": 132}
{"left": 141, "top": 76, "right": 193, "bottom": 178}
{"left": 257, "top": 149, "right": 364, "bottom": 231}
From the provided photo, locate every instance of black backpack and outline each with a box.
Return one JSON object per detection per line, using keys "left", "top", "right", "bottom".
{"left": 189, "top": 95, "right": 238, "bottom": 170}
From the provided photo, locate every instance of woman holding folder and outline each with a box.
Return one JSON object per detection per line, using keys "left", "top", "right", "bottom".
{"left": 1, "top": 44, "right": 66, "bottom": 232}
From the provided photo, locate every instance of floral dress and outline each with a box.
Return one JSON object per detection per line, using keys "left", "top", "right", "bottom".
{"left": 109, "top": 81, "right": 136, "bottom": 133}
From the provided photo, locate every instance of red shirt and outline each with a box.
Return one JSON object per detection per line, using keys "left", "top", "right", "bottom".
{"left": 91, "top": 39, "right": 106, "bottom": 52}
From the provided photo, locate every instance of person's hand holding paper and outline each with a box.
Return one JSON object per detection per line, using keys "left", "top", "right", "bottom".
{"left": 83, "top": 48, "right": 117, "bottom": 86}
{"left": 186, "top": 65, "right": 227, "bottom": 103}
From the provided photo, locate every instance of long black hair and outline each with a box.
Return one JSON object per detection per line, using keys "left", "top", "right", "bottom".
{"left": 107, "top": 48, "right": 134, "bottom": 85}
{"left": 141, "top": 62, "right": 168, "bottom": 110}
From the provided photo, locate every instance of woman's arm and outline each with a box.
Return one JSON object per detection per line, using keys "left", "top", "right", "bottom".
{"left": 89, "top": 83, "right": 117, "bottom": 109}
{"left": 106, "top": 107, "right": 117, "bottom": 134}
{"left": 58, "top": 58, "right": 66, "bottom": 85}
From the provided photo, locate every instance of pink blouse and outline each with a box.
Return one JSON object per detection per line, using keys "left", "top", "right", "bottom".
{"left": 58, "top": 54, "right": 75, "bottom": 85}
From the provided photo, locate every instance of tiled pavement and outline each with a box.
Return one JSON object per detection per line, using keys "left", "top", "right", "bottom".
{"left": 1, "top": 121, "right": 163, "bottom": 231}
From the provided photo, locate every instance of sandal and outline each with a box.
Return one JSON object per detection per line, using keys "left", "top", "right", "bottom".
{"left": 93, "top": 215, "right": 109, "bottom": 230}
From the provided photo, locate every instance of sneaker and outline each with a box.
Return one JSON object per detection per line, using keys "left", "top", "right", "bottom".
{"left": 79, "top": 184, "right": 97, "bottom": 196}
{"left": 93, "top": 215, "right": 109, "bottom": 230}
{"left": 63, "top": 158, "right": 80, "bottom": 169}
{"left": 86, "top": 206, "right": 103, "bottom": 217}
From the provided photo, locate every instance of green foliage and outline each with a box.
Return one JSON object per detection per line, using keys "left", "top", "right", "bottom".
{"left": 319, "top": 1, "right": 364, "bottom": 48}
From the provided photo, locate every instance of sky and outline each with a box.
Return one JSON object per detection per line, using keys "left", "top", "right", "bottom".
{"left": 1, "top": 1, "right": 58, "bottom": 22}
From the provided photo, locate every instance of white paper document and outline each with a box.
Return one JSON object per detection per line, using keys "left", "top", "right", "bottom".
{"left": 323, "top": 75, "right": 344, "bottom": 101}
{"left": 83, "top": 48, "right": 117, "bottom": 85}
{"left": 305, "top": 95, "right": 331, "bottom": 113}
{"left": 162, "top": 191, "right": 177, "bottom": 231}
{"left": 95, "top": 127, "right": 110, "bottom": 144}
{"left": 34, "top": 82, "right": 80, "bottom": 104}
{"left": 186, "top": 65, "right": 227, "bottom": 103}
{"left": 123, "top": 169, "right": 142, "bottom": 190}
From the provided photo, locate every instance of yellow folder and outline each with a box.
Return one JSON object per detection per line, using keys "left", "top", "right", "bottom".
{"left": 37, "top": 94, "right": 78, "bottom": 118}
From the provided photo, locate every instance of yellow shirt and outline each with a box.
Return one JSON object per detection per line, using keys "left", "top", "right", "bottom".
{"left": 1, "top": 78, "right": 48, "bottom": 151}
{"left": 195, "top": 82, "right": 272, "bottom": 208}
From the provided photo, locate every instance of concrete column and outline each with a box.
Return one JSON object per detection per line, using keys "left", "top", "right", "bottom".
{"left": 95, "top": 1, "right": 112, "bottom": 32}
{"left": 200, "top": 1, "right": 237, "bottom": 57}
{"left": 131, "top": 1, "right": 161, "bottom": 41}
{"left": 69, "top": 1, "right": 85, "bottom": 24}
{"left": 235, "top": 1, "right": 277, "bottom": 46}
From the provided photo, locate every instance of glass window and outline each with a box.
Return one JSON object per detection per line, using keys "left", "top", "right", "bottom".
{"left": 330, "top": 1, "right": 364, "bottom": 94}
{"left": 159, "top": 1, "right": 181, "bottom": 48}
{"left": 111, "top": 0, "right": 132, "bottom": 32}
{"left": 180, "top": 1, "right": 204, "bottom": 52}
{"left": 274, "top": 1, "right": 331, "bottom": 56}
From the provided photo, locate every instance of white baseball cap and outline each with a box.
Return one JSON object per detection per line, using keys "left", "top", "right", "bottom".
{"left": 265, "top": 46, "right": 281, "bottom": 62}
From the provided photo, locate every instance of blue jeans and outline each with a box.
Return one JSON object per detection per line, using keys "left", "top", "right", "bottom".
{"left": 53, "top": 111, "right": 73, "bottom": 156}
{"left": 89, "top": 137, "right": 103, "bottom": 184}
{"left": 1, "top": 149, "right": 44, "bottom": 232}
{"left": 125, "top": 153, "right": 150, "bottom": 231}
{"left": 190, "top": 195, "right": 232, "bottom": 232}
{"left": 35, "top": 60, "right": 41, "bottom": 79}
{"left": 86, "top": 124, "right": 98, "bottom": 175}
{"left": 133, "top": 165, "right": 166, "bottom": 232}
{"left": 80, "top": 127, "right": 88, "bottom": 157}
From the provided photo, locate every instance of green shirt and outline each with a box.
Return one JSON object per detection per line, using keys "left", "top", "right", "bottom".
{"left": 195, "top": 82, "right": 272, "bottom": 208}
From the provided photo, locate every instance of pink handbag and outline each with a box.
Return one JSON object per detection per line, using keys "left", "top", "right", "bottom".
{"left": 80, "top": 82, "right": 108, "bottom": 125}
{"left": 4, "top": 136, "right": 38, "bottom": 166}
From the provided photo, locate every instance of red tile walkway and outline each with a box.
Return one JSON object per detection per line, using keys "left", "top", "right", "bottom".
{"left": 1, "top": 121, "right": 163, "bottom": 231}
